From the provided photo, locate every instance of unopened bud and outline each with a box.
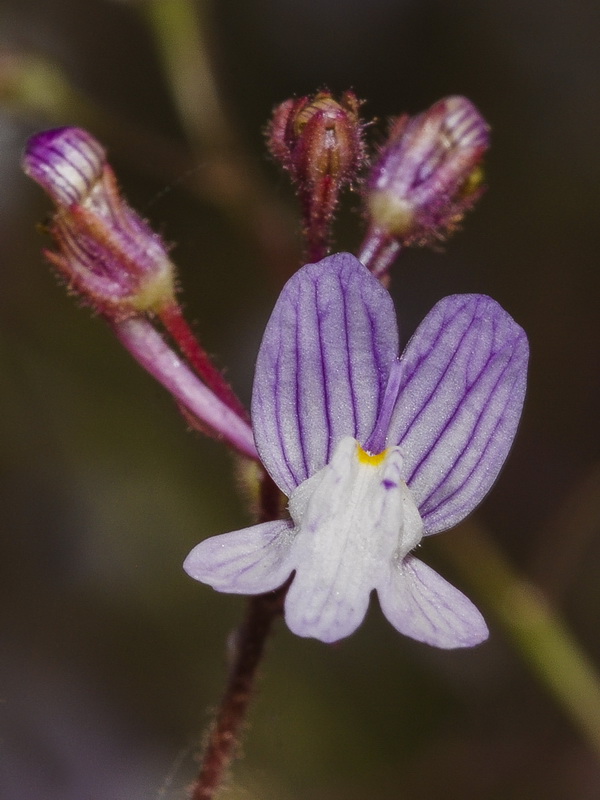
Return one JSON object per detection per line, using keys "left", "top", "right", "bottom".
{"left": 364, "top": 96, "right": 489, "bottom": 249}
{"left": 23, "top": 127, "right": 176, "bottom": 320}
{"left": 266, "top": 90, "right": 366, "bottom": 259}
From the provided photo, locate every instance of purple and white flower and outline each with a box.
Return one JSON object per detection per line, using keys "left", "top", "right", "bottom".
{"left": 185, "top": 253, "right": 528, "bottom": 648}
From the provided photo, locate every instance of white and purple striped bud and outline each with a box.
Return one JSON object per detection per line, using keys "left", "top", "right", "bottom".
{"left": 23, "top": 127, "right": 176, "bottom": 320}
{"left": 361, "top": 97, "right": 489, "bottom": 270}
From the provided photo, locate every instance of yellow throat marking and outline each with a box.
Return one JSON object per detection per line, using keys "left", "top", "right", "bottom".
{"left": 356, "top": 444, "right": 387, "bottom": 466}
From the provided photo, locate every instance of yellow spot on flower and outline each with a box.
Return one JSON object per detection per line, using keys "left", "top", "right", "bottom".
{"left": 460, "top": 165, "right": 484, "bottom": 198}
{"left": 356, "top": 444, "right": 387, "bottom": 466}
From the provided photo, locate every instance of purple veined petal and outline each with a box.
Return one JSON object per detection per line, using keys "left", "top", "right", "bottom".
{"left": 386, "top": 294, "right": 528, "bottom": 533}
{"left": 252, "top": 253, "right": 399, "bottom": 495}
{"left": 183, "top": 520, "right": 295, "bottom": 594}
{"left": 376, "top": 555, "right": 488, "bottom": 648}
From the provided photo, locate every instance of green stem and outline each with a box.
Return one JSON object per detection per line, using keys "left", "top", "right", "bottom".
{"left": 434, "top": 518, "right": 600, "bottom": 757}
{"left": 141, "top": 0, "right": 300, "bottom": 278}
{"left": 142, "top": 0, "right": 230, "bottom": 152}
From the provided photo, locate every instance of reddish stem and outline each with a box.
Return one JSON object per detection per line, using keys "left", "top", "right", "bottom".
{"left": 188, "top": 585, "right": 287, "bottom": 800}
{"left": 188, "top": 471, "right": 287, "bottom": 800}
{"left": 300, "top": 178, "right": 337, "bottom": 263}
{"left": 159, "top": 301, "right": 249, "bottom": 421}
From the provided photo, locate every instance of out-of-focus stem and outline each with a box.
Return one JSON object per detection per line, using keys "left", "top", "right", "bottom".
{"left": 141, "top": 0, "right": 299, "bottom": 278}
{"left": 435, "top": 518, "right": 600, "bottom": 757}
{"left": 530, "top": 463, "right": 600, "bottom": 602}
{"left": 113, "top": 316, "right": 257, "bottom": 460}
{"left": 142, "top": 0, "right": 230, "bottom": 152}
{"left": 0, "top": 50, "right": 198, "bottom": 186}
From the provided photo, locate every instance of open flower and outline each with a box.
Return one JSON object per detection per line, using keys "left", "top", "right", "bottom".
{"left": 185, "top": 253, "right": 528, "bottom": 648}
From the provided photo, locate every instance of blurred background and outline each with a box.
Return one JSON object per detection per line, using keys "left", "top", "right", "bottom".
{"left": 1, "top": 1, "right": 600, "bottom": 798}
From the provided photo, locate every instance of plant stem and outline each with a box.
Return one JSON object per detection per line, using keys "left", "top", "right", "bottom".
{"left": 142, "top": 0, "right": 231, "bottom": 154}
{"left": 113, "top": 316, "right": 257, "bottom": 460}
{"left": 189, "top": 585, "right": 287, "bottom": 800}
{"left": 159, "top": 302, "right": 249, "bottom": 421}
{"left": 142, "top": 0, "right": 300, "bottom": 281}
{"left": 187, "top": 469, "right": 285, "bottom": 799}
{"left": 358, "top": 227, "right": 402, "bottom": 276}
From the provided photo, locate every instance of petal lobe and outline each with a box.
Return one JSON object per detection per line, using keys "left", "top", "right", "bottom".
{"left": 252, "top": 253, "right": 399, "bottom": 495}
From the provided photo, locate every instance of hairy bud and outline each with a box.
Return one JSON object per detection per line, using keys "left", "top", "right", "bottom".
{"left": 23, "top": 127, "right": 176, "bottom": 320}
{"left": 361, "top": 97, "right": 490, "bottom": 273}
{"left": 266, "top": 90, "right": 366, "bottom": 259}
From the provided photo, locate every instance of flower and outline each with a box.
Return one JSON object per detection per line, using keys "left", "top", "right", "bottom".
{"left": 22, "top": 127, "right": 176, "bottom": 320}
{"left": 184, "top": 253, "right": 528, "bottom": 648}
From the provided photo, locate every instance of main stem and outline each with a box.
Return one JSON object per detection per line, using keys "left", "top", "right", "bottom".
{"left": 188, "top": 472, "right": 286, "bottom": 799}
{"left": 189, "top": 588, "right": 287, "bottom": 800}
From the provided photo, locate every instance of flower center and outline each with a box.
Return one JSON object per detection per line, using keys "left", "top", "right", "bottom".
{"left": 356, "top": 444, "right": 387, "bottom": 466}
{"left": 288, "top": 436, "right": 424, "bottom": 569}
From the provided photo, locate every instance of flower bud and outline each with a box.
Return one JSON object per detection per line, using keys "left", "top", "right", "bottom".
{"left": 266, "top": 90, "right": 366, "bottom": 258}
{"left": 364, "top": 96, "right": 490, "bottom": 249}
{"left": 22, "top": 127, "right": 176, "bottom": 320}
{"left": 267, "top": 90, "right": 365, "bottom": 190}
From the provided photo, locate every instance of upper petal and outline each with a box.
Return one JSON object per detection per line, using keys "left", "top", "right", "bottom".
{"left": 183, "top": 520, "right": 295, "bottom": 594}
{"left": 252, "top": 253, "right": 399, "bottom": 495}
{"left": 386, "top": 294, "right": 528, "bottom": 533}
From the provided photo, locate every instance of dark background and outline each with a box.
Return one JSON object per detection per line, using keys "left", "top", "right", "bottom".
{"left": 1, "top": 1, "right": 599, "bottom": 798}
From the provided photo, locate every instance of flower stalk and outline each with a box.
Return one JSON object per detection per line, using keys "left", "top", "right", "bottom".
{"left": 23, "top": 126, "right": 252, "bottom": 452}
{"left": 158, "top": 301, "right": 249, "bottom": 422}
{"left": 189, "top": 586, "right": 287, "bottom": 800}
{"left": 113, "top": 317, "right": 257, "bottom": 460}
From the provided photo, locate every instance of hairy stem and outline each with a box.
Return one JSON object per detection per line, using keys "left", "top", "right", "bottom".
{"left": 189, "top": 586, "right": 287, "bottom": 800}
{"left": 189, "top": 471, "right": 287, "bottom": 799}
{"left": 358, "top": 228, "right": 402, "bottom": 276}
{"left": 159, "top": 302, "right": 249, "bottom": 421}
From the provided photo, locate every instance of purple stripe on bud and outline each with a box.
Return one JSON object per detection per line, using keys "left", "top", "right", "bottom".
{"left": 360, "top": 97, "right": 490, "bottom": 275}
{"left": 22, "top": 127, "right": 106, "bottom": 207}
{"left": 23, "top": 126, "right": 175, "bottom": 320}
